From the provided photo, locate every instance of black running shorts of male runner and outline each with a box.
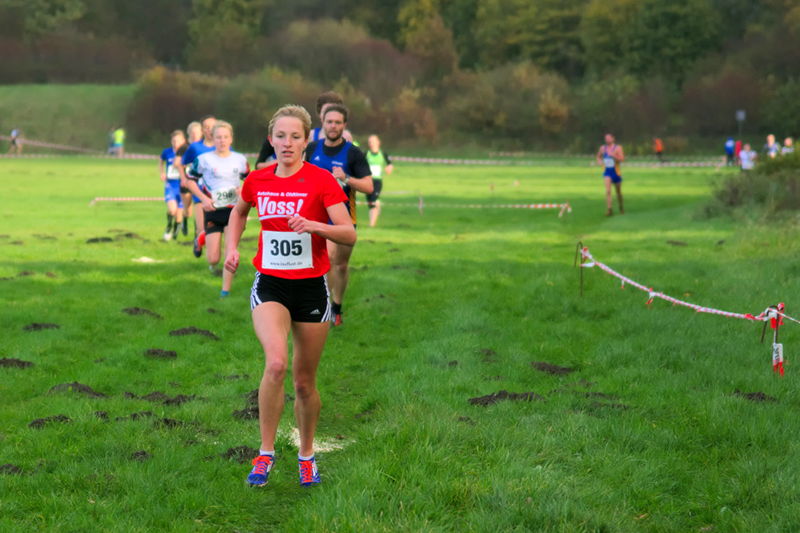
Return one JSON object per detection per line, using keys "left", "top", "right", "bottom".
{"left": 366, "top": 178, "right": 383, "bottom": 206}
{"left": 204, "top": 207, "right": 232, "bottom": 234}
{"left": 250, "top": 272, "right": 331, "bottom": 322}
{"left": 180, "top": 185, "right": 190, "bottom": 194}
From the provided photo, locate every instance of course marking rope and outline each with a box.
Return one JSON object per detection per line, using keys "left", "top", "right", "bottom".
{"left": 576, "top": 243, "right": 798, "bottom": 374}
{"left": 89, "top": 197, "right": 162, "bottom": 206}
{"left": 356, "top": 197, "right": 571, "bottom": 217}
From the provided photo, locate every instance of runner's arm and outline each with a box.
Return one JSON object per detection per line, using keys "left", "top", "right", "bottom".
{"left": 343, "top": 147, "right": 374, "bottom": 193}
{"left": 287, "top": 202, "right": 356, "bottom": 246}
{"left": 596, "top": 147, "right": 603, "bottom": 165}
{"left": 159, "top": 159, "right": 166, "bottom": 181}
{"left": 224, "top": 198, "right": 251, "bottom": 273}
{"left": 615, "top": 146, "right": 625, "bottom": 163}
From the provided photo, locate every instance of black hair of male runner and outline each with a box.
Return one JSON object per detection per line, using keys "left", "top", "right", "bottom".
{"left": 322, "top": 104, "right": 349, "bottom": 123}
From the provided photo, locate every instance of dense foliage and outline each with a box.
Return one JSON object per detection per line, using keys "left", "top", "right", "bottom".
{"left": 2, "top": 0, "right": 799, "bottom": 147}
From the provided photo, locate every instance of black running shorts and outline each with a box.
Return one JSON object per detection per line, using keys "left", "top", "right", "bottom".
{"left": 204, "top": 207, "right": 232, "bottom": 235}
{"left": 250, "top": 272, "right": 331, "bottom": 322}
{"left": 366, "top": 178, "right": 383, "bottom": 205}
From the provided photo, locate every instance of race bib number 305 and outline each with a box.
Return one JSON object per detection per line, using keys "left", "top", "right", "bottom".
{"left": 261, "top": 231, "right": 313, "bottom": 270}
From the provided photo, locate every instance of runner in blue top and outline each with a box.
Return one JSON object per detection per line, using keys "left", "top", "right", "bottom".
{"left": 176, "top": 115, "right": 216, "bottom": 254}
{"left": 724, "top": 137, "right": 735, "bottom": 166}
{"left": 159, "top": 129, "right": 187, "bottom": 241}
{"left": 304, "top": 104, "right": 372, "bottom": 326}
{"left": 595, "top": 133, "right": 625, "bottom": 216}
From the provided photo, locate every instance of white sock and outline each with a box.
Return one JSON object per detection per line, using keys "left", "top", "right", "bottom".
{"left": 298, "top": 454, "right": 314, "bottom": 461}
{"left": 259, "top": 450, "right": 274, "bottom": 456}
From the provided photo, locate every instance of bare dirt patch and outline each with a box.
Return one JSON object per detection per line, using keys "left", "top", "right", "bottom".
{"left": 86, "top": 237, "right": 113, "bottom": 243}
{"left": 457, "top": 416, "right": 476, "bottom": 425}
{"left": 130, "top": 450, "right": 151, "bottom": 461}
{"left": 125, "top": 391, "right": 197, "bottom": 406}
{"left": 17, "top": 270, "right": 34, "bottom": 277}
{"left": 115, "top": 411, "right": 154, "bottom": 421}
{"left": 154, "top": 418, "right": 185, "bottom": 429}
{"left": 1, "top": 464, "right": 22, "bottom": 475}
{"left": 23, "top": 323, "right": 60, "bottom": 331}
{"left": 29, "top": 414, "right": 72, "bottom": 429}
{"left": 94, "top": 411, "right": 109, "bottom": 420}
{"left": 666, "top": 240, "right": 688, "bottom": 246}
{"left": 478, "top": 348, "right": 497, "bottom": 363}
{"left": 734, "top": 389, "right": 777, "bottom": 403}
{"left": 0, "top": 358, "right": 34, "bottom": 368}
{"left": 49, "top": 382, "right": 106, "bottom": 398}
{"left": 468, "top": 390, "right": 545, "bottom": 407}
{"left": 531, "top": 361, "right": 575, "bottom": 375}
{"left": 221, "top": 446, "right": 259, "bottom": 463}
{"left": 123, "top": 307, "right": 162, "bottom": 319}
{"left": 144, "top": 348, "right": 177, "bottom": 359}
{"left": 169, "top": 327, "right": 219, "bottom": 340}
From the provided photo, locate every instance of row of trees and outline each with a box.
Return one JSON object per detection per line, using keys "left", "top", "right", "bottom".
{"left": 3, "top": 0, "right": 799, "bottom": 148}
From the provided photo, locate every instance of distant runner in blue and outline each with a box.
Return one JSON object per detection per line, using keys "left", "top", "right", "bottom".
{"left": 159, "top": 129, "right": 187, "bottom": 241}
{"left": 724, "top": 137, "right": 735, "bottom": 166}
{"left": 596, "top": 133, "right": 625, "bottom": 216}
{"left": 176, "top": 115, "right": 216, "bottom": 247}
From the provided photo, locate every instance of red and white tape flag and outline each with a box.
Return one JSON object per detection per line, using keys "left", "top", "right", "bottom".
{"left": 578, "top": 244, "right": 798, "bottom": 374}
{"left": 356, "top": 197, "right": 571, "bottom": 217}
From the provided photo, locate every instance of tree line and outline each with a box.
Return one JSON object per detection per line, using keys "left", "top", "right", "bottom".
{"left": 2, "top": 0, "right": 799, "bottom": 150}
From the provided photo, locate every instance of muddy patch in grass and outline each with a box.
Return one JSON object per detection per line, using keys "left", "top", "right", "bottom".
{"left": 232, "top": 407, "right": 258, "bottom": 420}
{"left": 144, "top": 348, "right": 177, "bottom": 359}
{"left": 0, "top": 464, "right": 22, "bottom": 475}
{"left": 49, "top": 382, "right": 106, "bottom": 398}
{"left": 734, "top": 389, "right": 777, "bottom": 403}
{"left": 457, "top": 416, "right": 476, "bottom": 425}
{"left": 17, "top": 270, "right": 34, "bottom": 277}
{"left": 29, "top": 414, "right": 72, "bottom": 429}
{"left": 123, "top": 307, "right": 162, "bottom": 319}
{"left": 531, "top": 361, "right": 575, "bottom": 375}
{"left": 478, "top": 348, "right": 497, "bottom": 363}
{"left": 130, "top": 450, "right": 151, "bottom": 461}
{"left": 94, "top": 411, "right": 109, "bottom": 420}
{"left": 666, "top": 240, "right": 688, "bottom": 247}
{"left": 125, "top": 391, "right": 197, "bottom": 406}
{"left": 116, "top": 411, "right": 154, "bottom": 422}
{"left": 155, "top": 418, "right": 186, "bottom": 429}
{"left": 86, "top": 237, "right": 113, "bottom": 243}
{"left": 23, "top": 323, "right": 60, "bottom": 331}
{"left": 468, "top": 390, "right": 545, "bottom": 407}
{"left": 169, "top": 327, "right": 219, "bottom": 340}
{"left": 221, "top": 446, "right": 259, "bottom": 463}
{"left": 0, "top": 358, "right": 34, "bottom": 368}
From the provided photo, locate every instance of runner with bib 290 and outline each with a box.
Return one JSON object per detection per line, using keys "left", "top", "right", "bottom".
{"left": 305, "top": 104, "right": 373, "bottom": 326}
{"left": 185, "top": 120, "right": 250, "bottom": 297}
{"left": 224, "top": 105, "right": 355, "bottom": 488}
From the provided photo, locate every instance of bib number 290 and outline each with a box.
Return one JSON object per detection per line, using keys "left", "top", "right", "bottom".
{"left": 261, "top": 231, "right": 312, "bottom": 270}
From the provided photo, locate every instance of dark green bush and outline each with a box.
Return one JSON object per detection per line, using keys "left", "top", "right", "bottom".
{"left": 709, "top": 152, "right": 800, "bottom": 217}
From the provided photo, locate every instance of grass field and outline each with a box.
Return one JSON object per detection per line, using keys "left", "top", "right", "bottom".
{"left": 0, "top": 85, "right": 136, "bottom": 152}
{"left": 2, "top": 157, "right": 800, "bottom": 532}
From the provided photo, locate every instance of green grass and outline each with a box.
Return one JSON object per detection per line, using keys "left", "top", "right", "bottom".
{"left": 2, "top": 157, "right": 800, "bottom": 532}
{"left": 0, "top": 85, "right": 136, "bottom": 151}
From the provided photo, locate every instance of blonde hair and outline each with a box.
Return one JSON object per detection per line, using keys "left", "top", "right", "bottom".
{"left": 212, "top": 120, "right": 233, "bottom": 137}
{"left": 170, "top": 129, "right": 185, "bottom": 140}
{"left": 268, "top": 105, "right": 312, "bottom": 139}
{"left": 186, "top": 121, "right": 201, "bottom": 136}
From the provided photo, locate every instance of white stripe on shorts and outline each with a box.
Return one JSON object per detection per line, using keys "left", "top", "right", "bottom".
{"left": 250, "top": 272, "right": 263, "bottom": 310}
{"left": 321, "top": 274, "right": 332, "bottom": 322}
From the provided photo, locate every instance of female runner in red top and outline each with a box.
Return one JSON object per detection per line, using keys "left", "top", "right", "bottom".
{"left": 225, "top": 105, "right": 355, "bottom": 487}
